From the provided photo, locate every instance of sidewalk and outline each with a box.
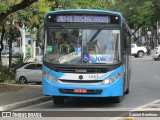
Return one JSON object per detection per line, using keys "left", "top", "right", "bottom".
{"left": 0, "top": 85, "right": 52, "bottom": 111}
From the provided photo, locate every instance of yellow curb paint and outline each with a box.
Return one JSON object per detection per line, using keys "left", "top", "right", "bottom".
{"left": 124, "top": 117, "right": 135, "bottom": 120}
{"left": 149, "top": 105, "right": 158, "bottom": 108}
{"left": 136, "top": 109, "right": 147, "bottom": 112}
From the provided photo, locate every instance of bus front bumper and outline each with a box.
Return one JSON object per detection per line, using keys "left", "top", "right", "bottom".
{"left": 42, "top": 77, "right": 123, "bottom": 97}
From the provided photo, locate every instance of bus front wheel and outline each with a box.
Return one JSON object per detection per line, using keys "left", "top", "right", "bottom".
{"left": 53, "top": 96, "right": 64, "bottom": 105}
{"left": 112, "top": 96, "right": 122, "bottom": 103}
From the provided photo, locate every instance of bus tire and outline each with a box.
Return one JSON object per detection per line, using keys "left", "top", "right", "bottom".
{"left": 112, "top": 96, "right": 122, "bottom": 103}
{"left": 53, "top": 96, "right": 64, "bottom": 105}
{"left": 124, "top": 87, "right": 129, "bottom": 94}
{"left": 124, "top": 69, "right": 130, "bottom": 94}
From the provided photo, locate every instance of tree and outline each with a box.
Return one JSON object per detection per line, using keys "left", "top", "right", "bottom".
{"left": 0, "top": 0, "right": 55, "bottom": 68}
{"left": 0, "top": 0, "right": 38, "bottom": 67}
{"left": 110, "top": 0, "right": 158, "bottom": 29}
{"left": 109, "top": 0, "right": 160, "bottom": 46}
{"left": 55, "top": 0, "right": 114, "bottom": 9}
{"left": 0, "top": 0, "right": 38, "bottom": 23}
{"left": 8, "top": 22, "right": 21, "bottom": 68}
{"left": 0, "top": 25, "right": 5, "bottom": 66}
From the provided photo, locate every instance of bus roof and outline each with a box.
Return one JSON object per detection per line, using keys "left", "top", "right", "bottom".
{"left": 46, "top": 9, "right": 122, "bottom": 17}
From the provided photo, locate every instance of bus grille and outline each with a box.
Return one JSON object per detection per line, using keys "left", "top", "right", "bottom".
{"left": 53, "top": 67, "right": 108, "bottom": 73}
{"left": 59, "top": 80, "right": 103, "bottom": 83}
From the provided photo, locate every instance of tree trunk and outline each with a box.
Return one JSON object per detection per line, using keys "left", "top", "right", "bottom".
{"left": 0, "top": 25, "right": 5, "bottom": 67}
{"left": 8, "top": 25, "right": 14, "bottom": 69}
{"left": 9, "top": 38, "right": 13, "bottom": 68}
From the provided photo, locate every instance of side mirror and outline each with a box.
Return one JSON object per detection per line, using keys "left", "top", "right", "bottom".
{"left": 37, "top": 24, "right": 44, "bottom": 50}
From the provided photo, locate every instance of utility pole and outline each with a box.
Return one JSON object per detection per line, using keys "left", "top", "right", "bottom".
{"left": 31, "top": 27, "right": 37, "bottom": 60}
{"left": 22, "top": 24, "right": 26, "bottom": 59}
{"left": 32, "top": 39, "right": 36, "bottom": 59}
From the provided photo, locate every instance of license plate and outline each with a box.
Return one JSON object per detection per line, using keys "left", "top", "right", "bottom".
{"left": 74, "top": 88, "right": 87, "bottom": 93}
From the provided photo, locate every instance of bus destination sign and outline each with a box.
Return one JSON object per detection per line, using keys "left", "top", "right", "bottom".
{"left": 47, "top": 13, "right": 120, "bottom": 24}
{"left": 55, "top": 15, "right": 110, "bottom": 23}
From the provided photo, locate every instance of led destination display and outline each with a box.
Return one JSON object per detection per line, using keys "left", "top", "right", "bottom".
{"left": 56, "top": 15, "right": 110, "bottom": 23}
{"left": 46, "top": 13, "right": 120, "bottom": 24}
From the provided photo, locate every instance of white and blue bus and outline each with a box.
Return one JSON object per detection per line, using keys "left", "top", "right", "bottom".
{"left": 41, "top": 9, "right": 131, "bottom": 104}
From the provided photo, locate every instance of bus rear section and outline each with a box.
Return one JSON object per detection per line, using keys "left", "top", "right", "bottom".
{"left": 41, "top": 9, "right": 131, "bottom": 104}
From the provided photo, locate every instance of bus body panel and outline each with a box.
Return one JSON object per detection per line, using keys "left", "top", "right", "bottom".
{"left": 46, "top": 9, "right": 122, "bottom": 15}
{"left": 42, "top": 65, "right": 123, "bottom": 97}
{"left": 42, "top": 77, "right": 123, "bottom": 97}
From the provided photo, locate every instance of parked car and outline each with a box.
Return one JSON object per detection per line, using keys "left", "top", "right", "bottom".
{"left": 131, "top": 44, "right": 147, "bottom": 58}
{"left": 10, "top": 62, "right": 34, "bottom": 74}
{"left": 152, "top": 46, "right": 160, "bottom": 60}
{"left": 16, "top": 62, "right": 42, "bottom": 84}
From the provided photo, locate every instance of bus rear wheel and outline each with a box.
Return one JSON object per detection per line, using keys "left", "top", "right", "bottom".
{"left": 53, "top": 96, "right": 64, "bottom": 105}
{"left": 124, "top": 87, "right": 129, "bottom": 94}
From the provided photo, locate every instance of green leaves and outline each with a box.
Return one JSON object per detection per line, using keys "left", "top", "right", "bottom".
{"left": 0, "top": 65, "right": 15, "bottom": 81}
{"left": 12, "top": 53, "right": 30, "bottom": 65}
{"left": 57, "top": 0, "right": 114, "bottom": 9}
{"left": 0, "top": 1, "right": 9, "bottom": 13}
{"left": 111, "top": 0, "right": 159, "bottom": 29}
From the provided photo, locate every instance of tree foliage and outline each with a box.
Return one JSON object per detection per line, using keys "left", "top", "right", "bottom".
{"left": 111, "top": 0, "right": 159, "bottom": 29}
{"left": 56, "top": 0, "right": 114, "bottom": 9}
{"left": 0, "top": 0, "right": 8, "bottom": 12}
{"left": 0, "top": 0, "right": 38, "bottom": 23}
{"left": 0, "top": 0, "right": 160, "bottom": 68}
{"left": 0, "top": 0, "right": 55, "bottom": 68}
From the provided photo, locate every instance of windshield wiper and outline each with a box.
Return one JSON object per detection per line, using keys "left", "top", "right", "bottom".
{"left": 87, "top": 26, "right": 104, "bottom": 45}
{"left": 61, "top": 25, "right": 78, "bottom": 43}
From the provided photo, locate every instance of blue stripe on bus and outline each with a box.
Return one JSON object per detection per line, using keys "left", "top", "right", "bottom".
{"left": 42, "top": 76, "right": 123, "bottom": 97}
{"left": 43, "top": 65, "right": 123, "bottom": 81}
{"left": 42, "top": 65, "right": 123, "bottom": 97}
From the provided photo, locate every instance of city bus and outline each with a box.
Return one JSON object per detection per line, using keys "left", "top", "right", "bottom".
{"left": 41, "top": 9, "right": 131, "bottom": 105}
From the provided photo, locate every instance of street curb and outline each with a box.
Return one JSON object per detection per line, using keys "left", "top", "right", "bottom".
{"left": 0, "top": 96, "right": 52, "bottom": 111}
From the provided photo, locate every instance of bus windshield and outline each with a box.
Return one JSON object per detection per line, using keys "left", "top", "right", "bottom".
{"left": 44, "top": 27, "right": 121, "bottom": 65}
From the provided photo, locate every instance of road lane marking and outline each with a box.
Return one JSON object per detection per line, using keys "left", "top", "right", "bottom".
{"left": 110, "top": 99, "right": 160, "bottom": 120}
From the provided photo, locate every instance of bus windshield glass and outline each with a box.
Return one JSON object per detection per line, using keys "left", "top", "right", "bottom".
{"left": 44, "top": 27, "right": 120, "bottom": 64}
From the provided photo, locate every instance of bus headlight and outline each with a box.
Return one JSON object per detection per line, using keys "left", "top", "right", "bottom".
{"left": 43, "top": 71, "right": 58, "bottom": 83}
{"left": 102, "top": 73, "right": 122, "bottom": 85}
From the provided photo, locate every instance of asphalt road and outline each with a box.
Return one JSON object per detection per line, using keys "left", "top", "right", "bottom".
{"left": 15, "top": 56, "right": 160, "bottom": 111}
